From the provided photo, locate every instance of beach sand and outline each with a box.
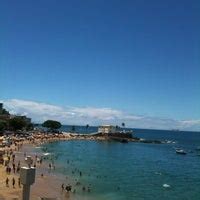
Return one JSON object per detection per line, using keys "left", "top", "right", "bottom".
{"left": 0, "top": 140, "right": 74, "bottom": 200}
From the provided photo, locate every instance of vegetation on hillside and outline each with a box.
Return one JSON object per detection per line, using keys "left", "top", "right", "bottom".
{"left": 9, "top": 117, "right": 32, "bottom": 131}
{"left": 42, "top": 120, "right": 61, "bottom": 131}
{"left": 0, "top": 120, "right": 7, "bottom": 132}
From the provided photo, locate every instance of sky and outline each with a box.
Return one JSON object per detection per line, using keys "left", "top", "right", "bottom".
{"left": 0, "top": 0, "right": 200, "bottom": 130}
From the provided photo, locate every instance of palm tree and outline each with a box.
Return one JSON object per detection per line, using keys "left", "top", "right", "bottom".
{"left": 71, "top": 125, "right": 76, "bottom": 133}
{"left": 121, "top": 122, "right": 125, "bottom": 133}
{"left": 86, "top": 124, "right": 89, "bottom": 133}
{"left": 115, "top": 125, "right": 120, "bottom": 132}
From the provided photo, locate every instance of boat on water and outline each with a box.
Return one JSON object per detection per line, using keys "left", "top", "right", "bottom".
{"left": 175, "top": 148, "right": 187, "bottom": 155}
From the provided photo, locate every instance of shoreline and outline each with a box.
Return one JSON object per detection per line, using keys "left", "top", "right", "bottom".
{"left": 0, "top": 136, "right": 78, "bottom": 200}
{"left": 33, "top": 131, "right": 163, "bottom": 144}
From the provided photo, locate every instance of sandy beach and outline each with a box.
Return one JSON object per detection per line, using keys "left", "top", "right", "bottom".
{"left": 0, "top": 133, "right": 79, "bottom": 200}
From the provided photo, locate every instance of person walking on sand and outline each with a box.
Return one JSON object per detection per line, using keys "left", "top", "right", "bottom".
{"left": 8, "top": 167, "right": 11, "bottom": 174}
{"left": 17, "top": 165, "right": 20, "bottom": 173}
{"left": 18, "top": 178, "right": 21, "bottom": 188}
{"left": 12, "top": 177, "right": 15, "bottom": 188}
{"left": 6, "top": 177, "right": 9, "bottom": 187}
{"left": 13, "top": 163, "right": 16, "bottom": 173}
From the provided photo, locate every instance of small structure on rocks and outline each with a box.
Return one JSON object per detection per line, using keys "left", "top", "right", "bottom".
{"left": 98, "top": 125, "right": 133, "bottom": 139}
{"left": 98, "top": 125, "right": 117, "bottom": 134}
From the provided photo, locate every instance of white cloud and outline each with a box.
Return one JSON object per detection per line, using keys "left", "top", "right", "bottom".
{"left": 1, "top": 99, "right": 200, "bottom": 131}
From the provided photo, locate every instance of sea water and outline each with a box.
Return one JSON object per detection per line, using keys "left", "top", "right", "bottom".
{"left": 41, "top": 128, "right": 200, "bottom": 200}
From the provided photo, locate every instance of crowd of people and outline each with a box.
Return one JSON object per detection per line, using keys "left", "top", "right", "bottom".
{"left": 0, "top": 133, "right": 91, "bottom": 199}
{"left": 2, "top": 143, "right": 23, "bottom": 190}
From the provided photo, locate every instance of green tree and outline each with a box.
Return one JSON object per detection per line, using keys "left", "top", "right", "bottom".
{"left": 42, "top": 120, "right": 61, "bottom": 131}
{"left": 26, "top": 123, "right": 34, "bottom": 131}
{"left": 2, "top": 108, "right": 10, "bottom": 115}
{"left": 9, "top": 117, "right": 27, "bottom": 131}
{"left": 0, "top": 120, "right": 7, "bottom": 132}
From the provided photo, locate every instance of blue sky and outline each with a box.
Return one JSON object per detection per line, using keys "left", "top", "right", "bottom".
{"left": 1, "top": 0, "right": 200, "bottom": 130}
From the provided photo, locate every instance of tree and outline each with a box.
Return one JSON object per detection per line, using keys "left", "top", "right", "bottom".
{"left": 26, "top": 123, "right": 34, "bottom": 131}
{"left": 86, "top": 124, "right": 89, "bottom": 133}
{"left": 0, "top": 120, "right": 7, "bottom": 132}
{"left": 42, "top": 120, "right": 61, "bottom": 131}
{"left": 71, "top": 125, "right": 76, "bottom": 133}
{"left": 2, "top": 108, "right": 10, "bottom": 115}
{"left": 121, "top": 122, "right": 125, "bottom": 128}
{"left": 115, "top": 125, "right": 120, "bottom": 131}
{"left": 9, "top": 117, "right": 27, "bottom": 131}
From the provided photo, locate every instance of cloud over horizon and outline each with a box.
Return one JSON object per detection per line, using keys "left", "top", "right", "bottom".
{"left": 1, "top": 99, "right": 200, "bottom": 131}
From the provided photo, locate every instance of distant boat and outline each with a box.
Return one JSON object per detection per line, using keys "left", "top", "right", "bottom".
{"left": 175, "top": 148, "right": 187, "bottom": 155}
{"left": 163, "top": 183, "right": 171, "bottom": 188}
{"left": 165, "top": 140, "right": 176, "bottom": 144}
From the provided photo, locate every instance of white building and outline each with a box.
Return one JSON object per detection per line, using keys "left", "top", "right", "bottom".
{"left": 98, "top": 125, "right": 117, "bottom": 134}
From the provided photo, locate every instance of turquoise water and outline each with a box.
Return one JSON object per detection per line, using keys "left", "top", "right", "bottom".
{"left": 41, "top": 129, "right": 200, "bottom": 200}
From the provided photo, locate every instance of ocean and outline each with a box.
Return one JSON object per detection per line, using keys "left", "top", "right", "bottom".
{"left": 40, "top": 127, "right": 200, "bottom": 200}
